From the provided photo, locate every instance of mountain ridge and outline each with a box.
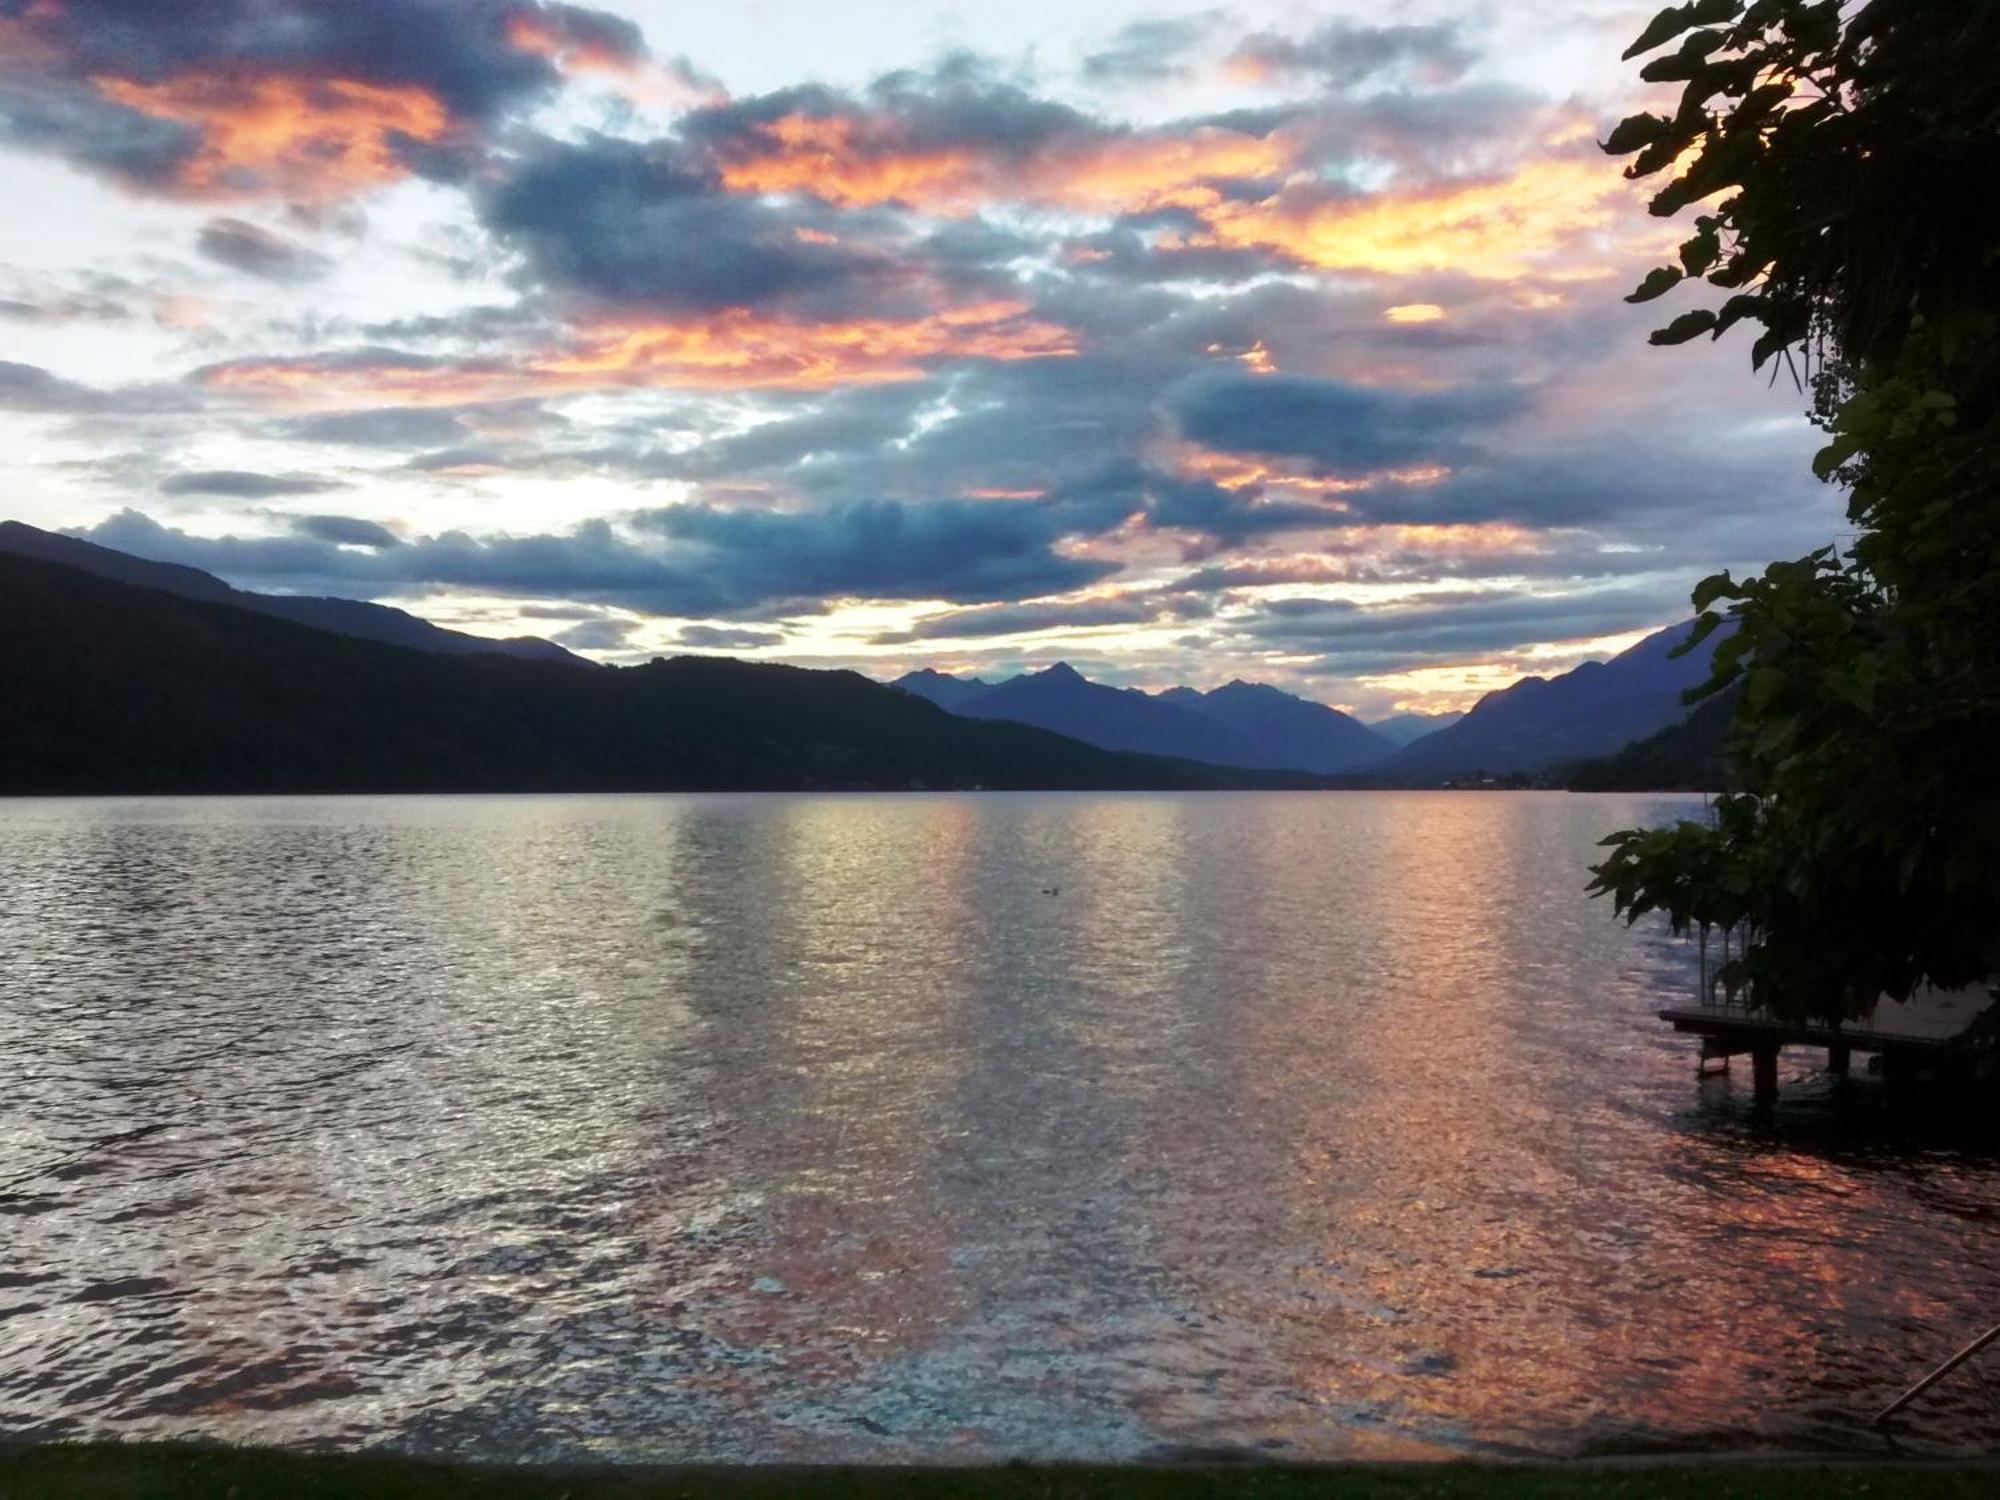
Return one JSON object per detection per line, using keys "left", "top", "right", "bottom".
{"left": 0, "top": 519, "right": 585, "bottom": 666}
{"left": 0, "top": 551, "right": 1322, "bottom": 795}
{"left": 895, "top": 664, "right": 1393, "bottom": 774}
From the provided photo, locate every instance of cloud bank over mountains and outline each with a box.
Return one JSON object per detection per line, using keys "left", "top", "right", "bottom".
{"left": 0, "top": 1, "right": 1840, "bottom": 713}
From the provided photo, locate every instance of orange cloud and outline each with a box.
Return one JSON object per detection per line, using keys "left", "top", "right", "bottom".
{"left": 1190, "top": 157, "right": 1631, "bottom": 279}
{"left": 199, "top": 301, "right": 1075, "bottom": 409}
{"left": 719, "top": 114, "right": 979, "bottom": 207}
{"left": 717, "top": 112, "right": 1293, "bottom": 215}
{"left": 504, "top": 12, "right": 636, "bottom": 74}
{"left": 91, "top": 72, "right": 452, "bottom": 200}
{"left": 542, "top": 301, "right": 1075, "bottom": 388}
{"left": 1384, "top": 303, "right": 1446, "bottom": 323}
{"left": 1170, "top": 443, "right": 1449, "bottom": 498}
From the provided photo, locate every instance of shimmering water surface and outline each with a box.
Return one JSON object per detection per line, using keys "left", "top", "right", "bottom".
{"left": 3, "top": 792, "right": 1997, "bottom": 1462}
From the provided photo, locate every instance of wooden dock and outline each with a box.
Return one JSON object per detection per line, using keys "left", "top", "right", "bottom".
{"left": 1659, "top": 985, "right": 1993, "bottom": 1101}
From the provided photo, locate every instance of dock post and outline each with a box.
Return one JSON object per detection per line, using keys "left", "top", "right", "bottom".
{"left": 1828, "top": 1042, "right": 1850, "bottom": 1077}
{"left": 1752, "top": 1045, "right": 1779, "bottom": 1102}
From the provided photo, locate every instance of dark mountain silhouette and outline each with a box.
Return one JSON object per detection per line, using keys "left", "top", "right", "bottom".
{"left": 1385, "top": 619, "right": 1734, "bottom": 780}
{"left": 1565, "top": 684, "right": 1740, "bottom": 792}
{"left": 896, "top": 664, "right": 1391, "bottom": 774}
{"left": 891, "top": 667, "right": 997, "bottom": 711}
{"left": 1365, "top": 711, "right": 1463, "bottom": 747}
{"left": 954, "top": 663, "right": 1255, "bottom": 763}
{"left": 0, "top": 553, "right": 1320, "bottom": 795}
{"left": 1156, "top": 680, "right": 1392, "bottom": 773}
{"left": 0, "top": 518, "right": 584, "bottom": 665}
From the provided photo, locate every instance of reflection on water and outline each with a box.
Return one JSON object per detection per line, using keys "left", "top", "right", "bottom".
{"left": 1, "top": 791, "right": 1996, "bottom": 1461}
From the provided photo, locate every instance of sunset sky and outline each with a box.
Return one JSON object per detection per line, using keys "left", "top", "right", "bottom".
{"left": 0, "top": 0, "right": 1842, "bottom": 715}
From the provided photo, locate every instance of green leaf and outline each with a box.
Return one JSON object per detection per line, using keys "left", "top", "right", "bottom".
{"left": 1691, "top": 572, "right": 1740, "bottom": 612}
{"left": 1711, "top": 292, "right": 1763, "bottom": 335}
{"left": 1603, "top": 112, "right": 1672, "bottom": 155}
{"left": 1640, "top": 29, "right": 1729, "bottom": 82}
{"left": 1678, "top": 226, "right": 1722, "bottom": 275}
{"left": 1650, "top": 308, "right": 1718, "bottom": 345}
{"left": 1626, "top": 265, "right": 1684, "bottom": 304}
{"left": 1623, "top": 0, "right": 1741, "bottom": 61}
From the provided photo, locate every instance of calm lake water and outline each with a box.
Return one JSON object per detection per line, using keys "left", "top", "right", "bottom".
{"left": 3, "top": 791, "right": 1997, "bottom": 1463}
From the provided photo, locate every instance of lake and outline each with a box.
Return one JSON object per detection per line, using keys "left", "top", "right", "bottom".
{"left": 2, "top": 791, "right": 1996, "bottom": 1462}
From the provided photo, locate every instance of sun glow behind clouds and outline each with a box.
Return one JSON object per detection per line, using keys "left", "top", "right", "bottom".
{"left": 0, "top": 2, "right": 1843, "bottom": 714}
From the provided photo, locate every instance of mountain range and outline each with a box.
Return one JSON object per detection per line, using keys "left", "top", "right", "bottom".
{"left": 1379, "top": 618, "right": 1731, "bottom": 780}
{"left": 0, "top": 550, "right": 1319, "bottom": 795}
{"left": 0, "top": 520, "right": 584, "bottom": 666}
{"left": 3, "top": 518, "right": 1735, "bottom": 790}
{"left": 895, "top": 665, "right": 1395, "bottom": 774}
{"left": 1366, "top": 711, "right": 1464, "bottom": 746}
{"left": 894, "top": 621, "right": 1728, "bottom": 783}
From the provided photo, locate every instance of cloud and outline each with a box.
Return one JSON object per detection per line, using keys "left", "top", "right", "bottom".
{"left": 283, "top": 406, "right": 476, "bottom": 448}
{"left": 480, "top": 134, "right": 911, "bottom": 317}
{"left": 1081, "top": 15, "right": 1224, "bottom": 84}
{"left": 551, "top": 616, "right": 641, "bottom": 650}
{"left": 1170, "top": 371, "right": 1522, "bottom": 477}
{"left": 874, "top": 595, "right": 1157, "bottom": 643}
{"left": 1226, "top": 20, "right": 1478, "bottom": 88}
{"left": 0, "top": 1, "right": 646, "bottom": 201}
{"left": 160, "top": 469, "right": 344, "bottom": 499}
{"left": 0, "top": 359, "right": 190, "bottom": 414}
{"left": 68, "top": 493, "right": 1134, "bottom": 618}
{"left": 196, "top": 217, "right": 331, "bottom": 281}
{"left": 290, "top": 514, "right": 400, "bottom": 547}
{"left": 1228, "top": 583, "right": 1697, "bottom": 673}
{"left": 676, "top": 623, "right": 784, "bottom": 651}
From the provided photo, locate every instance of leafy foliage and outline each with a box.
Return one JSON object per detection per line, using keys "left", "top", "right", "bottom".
{"left": 1590, "top": 0, "right": 2000, "bottom": 1022}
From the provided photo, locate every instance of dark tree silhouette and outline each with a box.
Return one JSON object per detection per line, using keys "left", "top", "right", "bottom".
{"left": 1590, "top": 0, "right": 2000, "bottom": 1022}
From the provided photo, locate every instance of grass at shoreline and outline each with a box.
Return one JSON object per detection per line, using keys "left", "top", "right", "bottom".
{"left": 3, "top": 1445, "right": 1996, "bottom": 1499}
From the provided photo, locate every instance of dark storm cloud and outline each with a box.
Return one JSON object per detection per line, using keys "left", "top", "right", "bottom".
{"left": 0, "top": 0, "right": 645, "bottom": 197}
{"left": 478, "top": 134, "right": 912, "bottom": 317}
{"left": 627, "top": 491, "right": 1130, "bottom": 608}
{"left": 160, "top": 469, "right": 344, "bottom": 499}
{"left": 1227, "top": 20, "right": 1478, "bottom": 88}
{"left": 682, "top": 69, "right": 1089, "bottom": 170}
{"left": 1170, "top": 371, "right": 1525, "bottom": 477}
{"left": 551, "top": 617, "right": 641, "bottom": 650}
{"left": 873, "top": 596, "right": 1157, "bottom": 644}
{"left": 1229, "top": 583, "right": 1697, "bottom": 671}
{"left": 69, "top": 491, "right": 1134, "bottom": 617}
{"left": 290, "top": 514, "right": 401, "bottom": 548}
{"left": 676, "top": 624, "right": 785, "bottom": 651}
{"left": 196, "top": 218, "right": 331, "bottom": 281}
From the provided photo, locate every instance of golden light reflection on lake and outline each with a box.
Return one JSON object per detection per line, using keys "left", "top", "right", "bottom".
{"left": 2, "top": 792, "right": 1996, "bottom": 1462}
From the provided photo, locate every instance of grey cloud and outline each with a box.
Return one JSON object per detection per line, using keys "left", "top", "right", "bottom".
{"left": 0, "top": 359, "right": 191, "bottom": 415}
{"left": 1232, "top": 583, "right": 1698, "bottom": 673}
{"left": 291, "top": 514, "right": 401, "bottom": 548}
{"left": 283, "top": 407, "right": 475, "bottom": 448}
{"left": 197, "top": 219, "right": 332, "bottom": 282}
{"left": 1228, "top": 20, "right": 1478, "bottom": 88}
{"left": 1169, "top": 370, "right": 1525, "bottom": 477}
{"left": 676, "top": 624, "right": 785, "bottom": 651}
{"left": 480, "top": 135, "right": 909, "bottom": 318}
{"left": 552, "top": 617, "right": 642, "bottom": 651}
{"left": 69, "top": 492, "right": 1133, "bottom": 618}
{"left": 874, "top": 596, "right": 1156, "bottom": 644}
{"left": 161, "top": 470, "right": 345, "bottom": 499}
{"left": 1081, "top": 14, "right": 1226, "bottom": 83}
